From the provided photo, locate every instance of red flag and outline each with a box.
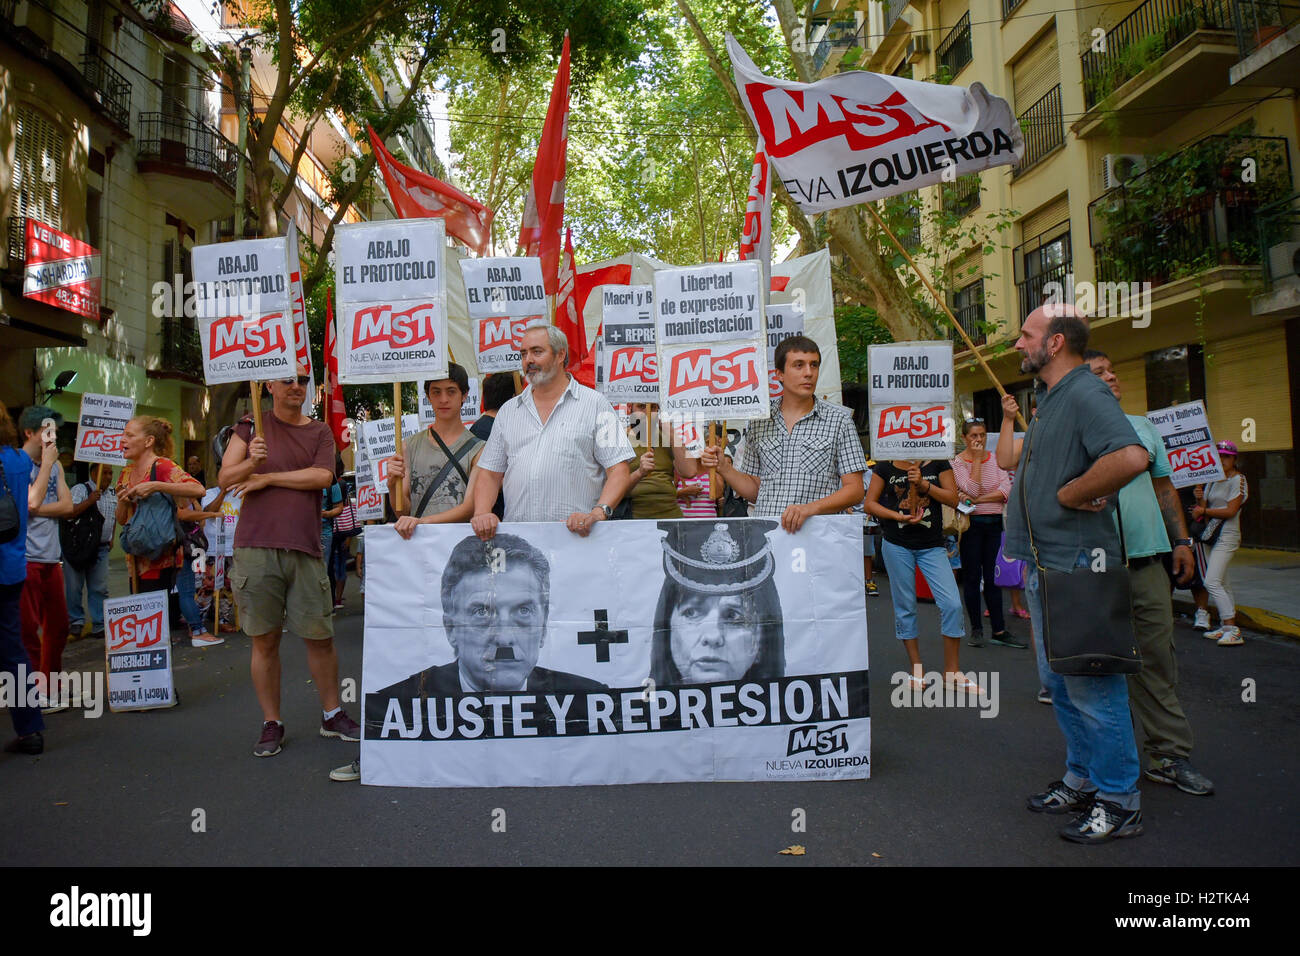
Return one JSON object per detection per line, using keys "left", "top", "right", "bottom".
{"left": 367, "top": 125, "right": 494, "bottom": 257}
{"left": 517, "top": 32, "right": 570, "bottom": 294}
{"left": 324, "top": 290, "right": 350, "bottom": 448}
{"left": 738, "top": 137, "right": 772, "bottom": 267}
{"left": 555, "top": 228, "right": 587, "bottom": 372}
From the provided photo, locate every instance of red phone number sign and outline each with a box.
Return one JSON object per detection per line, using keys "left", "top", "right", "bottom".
{"left": 22, "top": 220, "right": 102, "bottom": 321}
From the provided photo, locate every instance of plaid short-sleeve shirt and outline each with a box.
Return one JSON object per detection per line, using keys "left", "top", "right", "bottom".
{"left": 736, "top": 397, "right": 868, "bottom": 517}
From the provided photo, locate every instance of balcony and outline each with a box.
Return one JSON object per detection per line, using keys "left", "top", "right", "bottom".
{"left": 1249, "top": 192, "right": 1300, "bottom": 318}
{"left": 811, "top": 19, "right": 866, "bottom": 74}
{"left": 1014, "top": 85, "right": 1064, "bottom": 178}
{"left": 1014, "top": 227, "right": 1072, "bottom": 322}
{"left": 951, "top": 280, "right": 988, "bottom": 353}
{"left": 80, "top": 53, "right": 131, "bottom": 131}
{"left": 1230, "top": 0, "right": 1300, "bottom": 85}
{"left": 136, "top": 113, "right": 239, "bottom": 225}
{"left": 1076, "top": 0, "right": 1238, "bottom": 138}
{"left": 156, "top": 316, "right": 204, "bottom": 383}
{"left": 937, "top": 12, "right": 973, "bottom": 79}
{"left": 1088, "top": 134, "right": 1292, "bottom": 287}
{"left": 1003, "top": 0, "right": 1028, "bottom": 20}
{"left": 944, "top": 173, "right": 982, "bottom": 219}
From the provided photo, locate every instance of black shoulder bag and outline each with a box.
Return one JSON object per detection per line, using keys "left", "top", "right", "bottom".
{"left": 1023, "top": 426, "right": 1142, "bottom": 676}
{"left": 0, "top": 459, "right": 20, "bottom": 545}
{"left": 413, "top": 431, "right": 479, "bottom": 518}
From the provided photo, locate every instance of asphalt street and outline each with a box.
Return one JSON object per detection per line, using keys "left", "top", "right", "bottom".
{"left": 3, "top": 575, "right": 1297, "bottom": 867}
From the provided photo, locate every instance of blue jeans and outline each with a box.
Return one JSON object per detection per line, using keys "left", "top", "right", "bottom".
{"left": 881, "top": 538, "right": 966, "bottom": 640}
{"left": 175, "top": 554, "right": 206, "bottom": 636}
{"left": 1, "top": 581, "right": 43, "bottom": 737}
{"left": 64, "top": 543, "right": 111, "bottom": 631}
{"left": 1026, "top": 560, "right": 1141, "bottom": 810}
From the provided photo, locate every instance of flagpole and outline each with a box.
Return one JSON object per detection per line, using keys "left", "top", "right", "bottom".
{"left": 865, "top": 204, "right": 1027, "bottom": 431}
{"left": 392, "top": 383, "right": 405, "bottom": 514}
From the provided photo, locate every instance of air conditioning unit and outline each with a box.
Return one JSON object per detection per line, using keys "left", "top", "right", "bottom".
{"left": 1102, "top": 153, "right": 1148, "bottom": 189}
{"left": 906, "top": 36, "right": 930, "bottom": 63}
{"left": 1267, "top": 241, "right": 1300, "bottom": 283}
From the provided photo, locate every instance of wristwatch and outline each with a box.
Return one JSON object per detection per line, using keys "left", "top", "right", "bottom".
{"left": 596, "top": 504, "right": 613, "bottom": 519}
{"left": 1173, "top": 538, "right": 1194, "bottom": 548}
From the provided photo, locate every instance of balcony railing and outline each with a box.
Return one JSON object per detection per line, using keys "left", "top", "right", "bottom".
{"left": 137, "top": 112, "right": 238, "bottom": 190}
{"left": 812, "top": 19, "right": 864, "bottom": 73}
{"left": 944, "top": 173, "right": 981, "bottom": 219}
{"left": 884, "top": 0, "right": 908, "bottom": 31}
{"left": 1014, "top": 229, "right": 1073, "bottom": 322}
{"left": 937, "top": 12, "right": 973, "bottom": 78}
{"left": 1014, "top": 85, "right": 1064, "bottom": 177}
{"left": 6, "top": 215, "right": 29, "bottom": 265}
{"left": 1234, "top": 0, "right": 1300, "bottom": 55}
{"left": 1088, "top": 134, "right": 1292, "bottom": 286}
{"left": 1003, "top": 0, "right": 1028, "bottom": 20}
{"left": 1081, "top": 0, "right": 1235, "bottom": 109}
{"left": 159, "top": 316, "right": 204, "bottom": 380}
{"left": 80, "top": 53, "right": 131, "bottom": 130}
{"left": 951, "top": 280, "right": 987, "bottom": 351}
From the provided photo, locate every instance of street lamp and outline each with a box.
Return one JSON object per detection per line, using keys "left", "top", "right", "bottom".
{"left": 42, "top": 369, "right": 78, "bottom": 400}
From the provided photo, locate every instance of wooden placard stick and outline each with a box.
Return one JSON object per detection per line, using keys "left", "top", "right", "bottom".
{"left": 251, "top": 381, "right": 265, "bottom": 440}
{"left": 707, "top": 421, "right": 721, "bottom": 500}
{"left": 392, "top": 382, "right": 405, "bottom": 514}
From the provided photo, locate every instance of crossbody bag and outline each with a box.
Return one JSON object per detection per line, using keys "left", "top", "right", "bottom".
{"left": 413, "top": 431, "right": 478, "bottom": 518}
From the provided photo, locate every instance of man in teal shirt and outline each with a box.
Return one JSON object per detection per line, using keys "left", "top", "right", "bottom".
{"left": 1085, "top": 351, "right": 1214, "bottom": 797}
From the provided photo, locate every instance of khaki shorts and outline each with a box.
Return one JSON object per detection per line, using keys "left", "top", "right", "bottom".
{"left": 232, "top": 547, "right": 334, "bottom": 641}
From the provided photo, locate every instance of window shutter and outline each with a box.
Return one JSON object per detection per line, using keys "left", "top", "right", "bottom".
{"left": 1012, "top": 28, "right": 1060, "bottom": 113}
{"left": 10, "top": 105, "right": 65, "bottom": 231}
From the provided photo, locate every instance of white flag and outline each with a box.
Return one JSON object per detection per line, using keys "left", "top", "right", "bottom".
{"left": 726, "top": 34, "right": 1023, "bottom": 213}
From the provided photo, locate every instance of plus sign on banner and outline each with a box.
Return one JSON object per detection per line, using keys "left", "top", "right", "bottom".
{"left": 359, "top": 518, "right": 870, "bottom": 788}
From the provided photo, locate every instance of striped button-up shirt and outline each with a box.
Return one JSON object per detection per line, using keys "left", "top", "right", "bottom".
{"left": 737, "top": 397, "right": 868, "bottom": 517}
{"left": 477, "top": 376, "right": 635, "bottom": 522}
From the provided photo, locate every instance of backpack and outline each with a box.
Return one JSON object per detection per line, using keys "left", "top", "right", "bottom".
{"left": 0, "top": 455, "right": 19, "bottom": 545}
{"left": 119, "top": 463, "right": 186, "bottom": 561}
{"left": 59, "top": 484, "right": 105, "bottom": 571}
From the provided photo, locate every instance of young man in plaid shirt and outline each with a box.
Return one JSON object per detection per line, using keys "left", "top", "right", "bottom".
{"left": 701, "top": 336, "right": 866, "bottom": 532}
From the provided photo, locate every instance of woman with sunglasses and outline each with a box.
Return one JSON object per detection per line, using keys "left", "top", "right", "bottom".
{"left": 951, "top": 418, "right": 1024, "bottom": 649}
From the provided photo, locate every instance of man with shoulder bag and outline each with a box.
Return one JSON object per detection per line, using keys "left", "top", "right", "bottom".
{"left": 1000, "top": 306, "right": 1151, "bottom": 844}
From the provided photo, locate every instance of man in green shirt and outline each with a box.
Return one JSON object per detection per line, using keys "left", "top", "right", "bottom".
{"left": 1085, "top": 351, "right": 1214, "bottom": 797}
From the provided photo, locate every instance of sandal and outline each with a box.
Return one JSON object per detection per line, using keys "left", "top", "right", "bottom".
{"left": 944, "top": 672, "right": 984, "bottom": 695}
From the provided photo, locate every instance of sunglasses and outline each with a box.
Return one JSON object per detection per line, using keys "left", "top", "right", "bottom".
{"left": 276, "top": 376, "right": 311, "bottom": 386}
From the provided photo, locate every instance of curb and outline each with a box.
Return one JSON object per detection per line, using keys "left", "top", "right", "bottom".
{"left": 1173, "top": 598, "right": 1300, "bottom": 641}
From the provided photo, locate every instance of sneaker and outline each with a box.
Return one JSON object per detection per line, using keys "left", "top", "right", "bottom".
{"left": 1059, "top": 800, "right": 1143, "bottom": 844}
{"left": 967, "top": 631, "right": 986, "bottom": 647}
{"left": 3, "top": 732, "right": 44, "bottom": 755}
{"left": 1027, "top": 779, "right": 1093, "bottom": 814}
{"left": 320, "top": 710, "right": 361, "bottom": 742}
{"left": 37, "top": 696, "right": 68, "bottom": 716}
{"left": 329, "top": 759, "right": 361, "bottom": 782}
{"left": 865, "top": 581, "right": 879, "bottom": 598}
{"left": 191, "top": 633, "right": 225, "bottom": 648}
{"left": 333, "top": 601, "right": 346, "bottom": 610}
{"left": 1037, "top": 687, "right": 1052, "bottom": 705}
{"left": 254, "top": 721, "right": 284, "bottom": 757}
{"left": 1214, "top": 626, "right": 1243, "bottom": 646}
{"left": 1145, "top": 757, "right": 1215, "bottom": 795}
{"left": 989, "top": 631, "right": 1028, "bottom": 648}
{"left": 1193, "top": 608, "right": 1211, "bottom": 630}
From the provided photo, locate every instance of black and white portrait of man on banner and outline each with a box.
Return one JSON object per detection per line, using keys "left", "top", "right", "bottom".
{"left": 362, "top": 516, "right": 869, "bottom": 788}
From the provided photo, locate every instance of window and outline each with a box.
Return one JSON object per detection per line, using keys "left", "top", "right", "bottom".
{"left": 952, "top": 278, "right": 987, "bottom": 349}
{"left": 9, "top": 105, "right": 65, "bottom": 259}
{"left": 937, "top": 12, "right": 973, "bottom": 79}
{"left": 1014, "top": 222, "right": 1072, "bottom": 321}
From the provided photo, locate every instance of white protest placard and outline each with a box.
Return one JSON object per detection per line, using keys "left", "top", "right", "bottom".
{"left": 868, "top": 342, "right": 954, "bottom": 406}
{"left": 599, "top": 285, "right": 658, "bottom": 403}
{"left": 869, "top": 403, "right": 956, "bottom": 459}
{"left": 764, "top": 304, "right": 805, "bottom": 400}
{"left": 659, "top": 341, "right": 769, "bottom": 420}
{"left": 286, "top": 223, "right": 316, "bottom": 413}
{"left": 74, "top": 392, "right": 135, "bottom": 465}
{"left": 362, "top": 413, "right": 421, "bottom": 489}
{"left": 335, "top": 219, "right": 448, "bottom": 384}
{"left": 1146, "top": 401, "right": 1225, "bottom": 488}
{"left": 418, "top": 376, "right": 480, "bottom": 427}
{"left": 654, "top": 260, "right": 763, "bottom": 346}
{"left": 355, "top": 463, "right": 385, "bottom": 521}
{"left": 361, "top": 516, "right": 869, "bottom": 787}
{"left": 193, "top": 237, "right": 296, "bottom": 384}
{"left": 459, "top": 257, "right": 546, "bottom": 374}
{"left": 104, "top": 591, "right": 175, "bottom": 712}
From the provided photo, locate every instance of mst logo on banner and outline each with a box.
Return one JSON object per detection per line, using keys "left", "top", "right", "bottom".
{"left": 22, "top": 220, "right": 102, "bottom": 320}
{"left": 74, "top": 393, "right": 135, "bottom": 466}
{"left": 199, "top": 312, "right": 296, "bottom": 384}
{"left": 104, "top": 592, "right": 175, "bottom": 712}
{"left": 361, "top": 516, "right": 869, "bottom": 787}
{"left": 871, "top": 405, "right": 955, "bottom": 458}
{"left": 1146, "top": 401, "right": 1225, "bottom": 489}
{"left": 660, "top": 343, "right": 767, "bottom": 419}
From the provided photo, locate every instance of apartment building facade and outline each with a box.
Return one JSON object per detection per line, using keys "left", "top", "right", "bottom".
{"left": 813, "top": 0, "right": 1299, "bottom": 548}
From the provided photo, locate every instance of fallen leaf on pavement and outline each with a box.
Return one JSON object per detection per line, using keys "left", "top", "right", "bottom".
{"left": 779, "top": 845, "right": 806, "bottom": 856}
{"left": 872, "top": 852, "right": 882, "bottom": 858}
{"left": 54, "top": 802, "right": 68, "bottom": 806}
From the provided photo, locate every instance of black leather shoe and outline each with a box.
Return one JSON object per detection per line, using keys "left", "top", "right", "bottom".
{"left": 990, "top": 631, "right": 1028, "bottom": 648}
{"left": 4, "top": 732, "right": 44, "bottom": 755}
{"left": 1027, "top": 779, "right": 1093, "bottom": 814}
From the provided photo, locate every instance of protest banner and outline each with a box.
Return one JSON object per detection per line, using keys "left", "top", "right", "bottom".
{"left": 598, "top": 285, "right": 658, "bottom": 403}
{"left": 104, "top": 591, "right": 175, "bottom": 712}
{"left": 459, "top": 257, "right": 546, "bottom": 373}
{"left": 868, "top": 342, "right": 955, "bottom": 460}
{"left": 764, "top": 304, "right": 805, "bottom": 399}
{"left": 361, "top": 515, "right": 869, "bottom": 787}
{"left": 73, "top": 393, "right": 134, "bottom": 466}
{"left": 355, "top": 463, "right": 385, "bottom": 521}
{"left": 362, "top": 414, "right": 421, "bottom": 489}
{"left": 193, "top": 237, "right": 296, "bottom": 391}
{"left": 1146, "top": 401, "right": 1225, "bottom": 488}
{"left": 418, "top": 376, "right": 481, "bottom": 428}
{"left": 654, "top": 261, "right": 768, "bottom": 421}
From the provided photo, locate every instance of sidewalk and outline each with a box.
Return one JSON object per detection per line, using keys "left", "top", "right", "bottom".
{"left": 1172, "top": 548, "right": 1300, "bottom": 639}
